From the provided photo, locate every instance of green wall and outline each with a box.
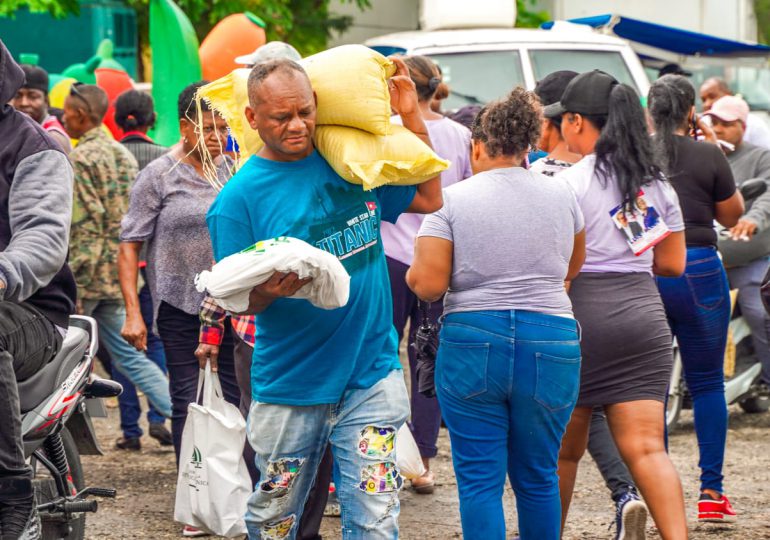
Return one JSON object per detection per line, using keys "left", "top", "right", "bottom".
{"left": 0, "top": 1, "right": 137, "bottom": 79}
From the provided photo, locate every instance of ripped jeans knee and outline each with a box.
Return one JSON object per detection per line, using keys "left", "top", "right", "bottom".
{"left": 344, "top": 425, "right": 403, "bottom": 534}
{"left": 246, "top": 457, "right": 307, "bottom": 539}
{"left": 260, "top": 458, "right": 305, "bottom": 498}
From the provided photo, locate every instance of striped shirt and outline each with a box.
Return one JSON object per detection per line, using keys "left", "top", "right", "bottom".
{"left": 120, "top": 132, "right": 168, "bottom": 171}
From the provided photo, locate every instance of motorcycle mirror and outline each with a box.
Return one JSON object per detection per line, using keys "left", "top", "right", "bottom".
{"left": 740, "top": 179, "right": 767, "bottom": 201}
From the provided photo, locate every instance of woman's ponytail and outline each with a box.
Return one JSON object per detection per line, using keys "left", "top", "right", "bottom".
{"left": 594, "top": 83, "right": 663, "bottom": 210}
{"left": 648, "top": 75, "right": 696, "bottom": 174}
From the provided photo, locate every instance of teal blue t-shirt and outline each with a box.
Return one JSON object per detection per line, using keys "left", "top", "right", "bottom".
{"left": 207, "top": 150, "right": 416, "bottom": 405}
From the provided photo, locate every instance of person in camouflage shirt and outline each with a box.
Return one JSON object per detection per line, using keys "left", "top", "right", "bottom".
{"left": 63, "top": 84, "right": 172, "bottom": 420}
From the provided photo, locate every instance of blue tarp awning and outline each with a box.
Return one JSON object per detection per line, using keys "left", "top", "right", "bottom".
{"left": 542, "top": 14, "right": 770, "bottom": 58}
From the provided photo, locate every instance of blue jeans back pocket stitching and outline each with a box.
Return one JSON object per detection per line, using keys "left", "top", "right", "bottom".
{"left": 685, "top": 268, "right": 726, "bottom": 311}
{"left": 438, "top": 341, "right": 490, "bottom": 400}
{"left": 534, "top": 352, "right": 580, "bottom": 412}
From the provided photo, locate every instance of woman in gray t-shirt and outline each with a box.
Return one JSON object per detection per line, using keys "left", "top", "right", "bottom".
{"left": 407, "top": 88, "right": 585, "bottom": 540}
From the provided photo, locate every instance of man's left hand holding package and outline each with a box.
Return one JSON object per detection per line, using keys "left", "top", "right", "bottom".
{"left": 195, "top": 236, "right": 350, "bottom": 313}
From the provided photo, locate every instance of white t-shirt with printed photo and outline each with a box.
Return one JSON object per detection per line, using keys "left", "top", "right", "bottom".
{"left": 555, "top": 154, "right": 685, "bottom": 275}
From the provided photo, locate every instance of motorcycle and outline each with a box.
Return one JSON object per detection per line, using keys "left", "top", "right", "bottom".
{"left": 666, "top": 179, "right": 770, "bottom": 429}
{"left": 20, "top": 315, "right": 122, "bottom": 539}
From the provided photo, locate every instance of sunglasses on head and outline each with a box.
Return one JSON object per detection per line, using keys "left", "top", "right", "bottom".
{"left": 69, "top": 83, "right": 92, "bottom": 113}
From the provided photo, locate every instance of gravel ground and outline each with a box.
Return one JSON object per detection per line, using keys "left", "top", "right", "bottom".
{"left": 81, "top": 402, "right": 770, "bottom": 539}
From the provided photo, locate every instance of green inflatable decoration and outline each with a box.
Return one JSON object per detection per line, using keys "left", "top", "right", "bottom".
{"left": 96, "top": 39, "right": 127, "bottom": 72}
{"left": 62, "top": 55, "right": 101, "bottom": 85}
{"left": 150, "top": 0, "right": 202, "bottom": 146}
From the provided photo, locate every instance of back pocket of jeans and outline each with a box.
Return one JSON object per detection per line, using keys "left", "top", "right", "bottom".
{"left": 534, "top": 353, "right": 580, "bottom": 412}
{"left": 438, "top": 341, "right": 489, "bottom": 400}
{"left": 686, "top": 268, "right": 726, "bottom": 310}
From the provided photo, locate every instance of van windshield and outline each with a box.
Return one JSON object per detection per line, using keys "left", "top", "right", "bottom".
{"left": 428, "top": 51, "right": 525, "bottom": 111}
{"left": 428, "top": 49, "right": 639, "bottom": 112}
{"left": 530, "top": 50, "right": 638, "bottom": 91}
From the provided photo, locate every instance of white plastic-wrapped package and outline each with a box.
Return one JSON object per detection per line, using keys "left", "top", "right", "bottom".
{"left": 195, "top": 237, "right": 350, "bottom": 313}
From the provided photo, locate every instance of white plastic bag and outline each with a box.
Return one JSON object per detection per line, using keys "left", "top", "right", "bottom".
{"left": 395, "top": 424, "right": 426, "bottom": 480}
{"left": 174, "top": 364, "right": 251, "bottom": 537}
{"left": 195, "top": 236, "right": 351, "bottom": 313}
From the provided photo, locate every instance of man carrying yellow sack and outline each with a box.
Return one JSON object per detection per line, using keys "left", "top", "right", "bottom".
{"left": 205, "top": 57, "right": 441, "bottom": 539}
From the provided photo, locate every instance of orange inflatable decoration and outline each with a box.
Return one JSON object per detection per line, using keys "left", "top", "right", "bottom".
{"left": 95, "top": 68, "right": 135, "bottom": 139}
{"left": 200, "top": 12, "right": 266, "bottom": 80}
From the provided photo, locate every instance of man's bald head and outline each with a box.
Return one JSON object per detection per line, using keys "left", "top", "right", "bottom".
{"left": 244, "top": 58, "right": 317, "bottom": 162}
{"left": 700, "top": 77, "right": 732, "bottom": 111}
{"left": 69, "top": 84, "right": 109, "bottom": 123}
{"left": 247, "top": 59, "right": 312, "bottom": 108}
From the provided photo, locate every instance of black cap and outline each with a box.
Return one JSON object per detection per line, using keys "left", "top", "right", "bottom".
{"left": 534, "top": 70, "right": 578, "bottom": 108}
{"left": 543, "top": 70, "right": 619, "bottom": 118}
{"left": 20, "top": 64, "right": 49, "bottom": 93}
{"left": 448, "top": 105, "right": 482, "bottom": 130}
{"left": 658, "top": 63, "right": 692, "bottom": 78}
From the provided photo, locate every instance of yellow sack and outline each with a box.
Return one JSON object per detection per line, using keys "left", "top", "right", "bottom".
{"left": 196, "top": 45, "right": 447, "bottom": 190}
{"left": 299, "top": 45, "right": 396, "bottom": 136}
{"left": 314, "top": 125, "right": 449, "bottom": 191}
{"left": 198, "top": 68, "right": 264, "bottom": 158}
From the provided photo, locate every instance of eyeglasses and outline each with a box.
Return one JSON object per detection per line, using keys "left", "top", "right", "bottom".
{"left": 69, "top": 83, "right": 92, "bottom": 113}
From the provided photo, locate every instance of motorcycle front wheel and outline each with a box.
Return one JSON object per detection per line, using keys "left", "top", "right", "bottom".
{"left": 32, "top": 426, "right": 86, "bottom": 540}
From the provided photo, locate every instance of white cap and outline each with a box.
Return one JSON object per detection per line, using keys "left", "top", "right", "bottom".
{"left": 704, "top": 95, "right": 749, "bottom": 126}
{"left": 235, "top": 42, "right": 302, "bottom": 66}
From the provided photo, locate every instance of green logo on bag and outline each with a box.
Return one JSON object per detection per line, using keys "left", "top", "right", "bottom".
{"left": 191, "top": 446, "right": 202, "bottom": 469}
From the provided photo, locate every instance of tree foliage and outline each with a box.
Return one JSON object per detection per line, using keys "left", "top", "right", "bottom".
{"left": 0, "top": 0, "right": 79, "bottom": 18}
{"left": 129, "top": 0, "right": 370, "bottom": 55}
{"left": 755, "top": 0, "right": 770, "bottom": 44}
{"left": 2, "top": 0, "right": 371, "bottom": 56}
{"left": 516, "top": 0, "right": 550, "bottom": 29}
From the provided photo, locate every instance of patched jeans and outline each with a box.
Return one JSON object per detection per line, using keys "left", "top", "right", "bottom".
{"left": 437, "top": 310, "right": 581, "bottom": 540}
{"left": 245, "top": 369, "right": 410, "bottom": 540}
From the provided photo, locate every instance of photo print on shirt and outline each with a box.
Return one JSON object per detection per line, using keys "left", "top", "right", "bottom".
{"left": 609, "top": 190, "right": 670, "bottom": 256}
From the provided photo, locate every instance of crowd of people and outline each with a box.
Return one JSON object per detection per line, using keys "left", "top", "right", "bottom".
{"left": 0, "top": 33, "right": 769, "bottom": 540}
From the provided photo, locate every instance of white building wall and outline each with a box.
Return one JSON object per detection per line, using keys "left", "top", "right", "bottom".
{"left": 329, "top": 0, "right": 419, "bottom": 46}
{"left": 550, "top": 0, "right": 757, "bottom": 42}
{"left": 330, "top": 0, "right": 758, "bottom": 45}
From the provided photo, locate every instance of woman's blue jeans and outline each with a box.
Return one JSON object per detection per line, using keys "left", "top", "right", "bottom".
{"left": 436, "top": 310, "right": 581, "bottom": 540}
{"left": 657, "top": 246, "right": 730, "bottom": 493}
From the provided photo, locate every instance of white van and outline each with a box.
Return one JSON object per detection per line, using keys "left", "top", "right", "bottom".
{"left": 365, "top": 25, "right": 650, "bottom": 111}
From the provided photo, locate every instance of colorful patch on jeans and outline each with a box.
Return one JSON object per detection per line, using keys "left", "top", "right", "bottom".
{"left": 261, "top": 514, "right": 296, "bottom": 540}
{"left": 359, "top": 462, "right": 403, "bottom": 494}
{"left": 260, "top": 458, "right": 304, "bottom": 496}
{"left": 358, "top": 426, "right": 395, "bottom": 458}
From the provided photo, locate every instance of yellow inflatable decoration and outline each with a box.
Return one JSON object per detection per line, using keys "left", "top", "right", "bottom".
{"left": 49, "top": 77, "right": 77, "bottom": 109}
{"left": 197, "top": 45, "right": 448, "bottom": 190}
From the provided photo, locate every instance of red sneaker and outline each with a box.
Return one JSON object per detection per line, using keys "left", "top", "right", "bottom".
{"left": 698, "top": 493, "right": 737, "bottom": 523}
